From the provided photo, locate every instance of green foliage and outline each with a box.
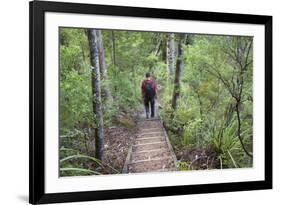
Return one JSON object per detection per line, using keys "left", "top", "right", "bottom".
{"left": 59, "top": 28, "right": 92, "bottom": 133}
{"left": 60, "top": 167, "right": 101, "bottom": 175}
{"left": 109, "top": 67, "right": 141, "bottom": 110}
{"left": 59, "top": 27, "right": 253, "bottom": 175}
{"left": 60, "top": 69, "right": 92, "bottom": 132}
{"left": 161, "top": 35, "right": 253, "bottom": 168}
{"left": 59, "top": 131, "right": 120, "bottom": 176}
{"left": 115, "top": 117, "right": 136, "bottom": 129}
{"left": 60, "top": 154, "right": 102, "bottom": 164}
{"left": 182, "top": 118, "right": 203, "bottom": 146}
{"left": 176, "top": 161, "right": 190, "bottom": 171}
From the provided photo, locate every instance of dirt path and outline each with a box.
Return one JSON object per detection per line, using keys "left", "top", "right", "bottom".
{"left": 123, "top": 105, "right": 177, "bottom": 173}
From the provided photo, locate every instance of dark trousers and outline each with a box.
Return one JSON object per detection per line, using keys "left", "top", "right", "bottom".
{"left": 144, "top": 97, "right": 155, "bottom": 118}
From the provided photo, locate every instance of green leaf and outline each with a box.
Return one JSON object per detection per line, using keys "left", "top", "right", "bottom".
{"left": 60, "top": 154, "right": 102, "bottom": 166}
{"left": 60, "top": 167, "right": 101, "bottom": 175}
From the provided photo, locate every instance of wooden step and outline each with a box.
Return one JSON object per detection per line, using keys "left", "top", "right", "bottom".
{"left": 131, "top": 150, "right": 171, "bottom": 161}
{"left": 149, "top": 167, "right": 177, "bottom": 172}
{"left": 136, "top": 136, "right": 164, "bottom": 141}
{"left": 132, "top": 142, "right": 168, "bottom": 152}
{"left": 128, "top": 157, "right": 175, "bottom": 172}
{"left": 138, "top": 122, "right": 162, "bottom": 128}
{"left": 138, "top": 131, "right": 162, "bottom": 136}
{"left": 135, "top": 148, "right": 163, "bottom": 153}
{"left": 131, "top": 156, "right": 173, "bottom": 164}
{"left": 137, "top": 132, "right": 164, "bottom": 138}
{"left": 135, "top": 137, "right": 165, "bottom": 145}
{"left": 141, "top": 128, "right": 163, "bottom": 133}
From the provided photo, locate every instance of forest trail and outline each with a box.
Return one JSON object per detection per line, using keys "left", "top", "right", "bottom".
{"left": 123, "top": 103, "right": 178, "bottom": 173}
{"left": 60, "top": 29, "right": 254, "bottom": 176}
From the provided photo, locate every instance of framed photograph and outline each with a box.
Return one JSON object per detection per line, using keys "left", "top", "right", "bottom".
{"left": 29, "top": 0, "right": 272, "bottom": 204}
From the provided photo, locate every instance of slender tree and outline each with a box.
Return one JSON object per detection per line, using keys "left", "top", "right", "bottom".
{"left": 96, "top": 30, "right": 106, "bottom": 76}
{"left": 154, "top": 37, "right": 162, "bottom": 57}
{"left": 230, "top": 38, "right": 253, "bottom": 158}
{"left": 87, "top": 29, "right": 104, "bottom": 161}
{"left": 111, "top": 31, "right": 116, "bottom": 66}
{"left": 166, "top": 33, "right": 175, "bottom": 79}
{"left": 205, "top": 37, "right": 253, "bottom": 158}
{"left": 172, "top": 33, "right": 187, "bottom": 110}
{"left": 96, "top": 30, "right": 113, "bottom": 101}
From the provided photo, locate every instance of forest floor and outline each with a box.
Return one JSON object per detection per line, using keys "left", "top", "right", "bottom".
{"left": 102, "top": 118, "right": 139, "bottom": 174}
{"left": 175, "top": 146, "right": 219, "bottom": 170}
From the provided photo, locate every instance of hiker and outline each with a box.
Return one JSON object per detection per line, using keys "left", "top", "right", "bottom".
{"left": 141, "top": 72, "right": 157, "bottom": 119}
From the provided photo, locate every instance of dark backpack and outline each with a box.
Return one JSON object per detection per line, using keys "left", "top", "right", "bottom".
{"left": 143, "top": 80, "right": 156, "bottom": 98}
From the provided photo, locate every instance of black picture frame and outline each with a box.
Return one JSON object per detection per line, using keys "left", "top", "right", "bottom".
{"left": 29, "top": 0, "right": 272, "bottom": 204}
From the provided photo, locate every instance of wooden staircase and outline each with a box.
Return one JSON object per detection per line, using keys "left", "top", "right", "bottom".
{"left": 123, "top": 118, "right": 177, "bottom": 173}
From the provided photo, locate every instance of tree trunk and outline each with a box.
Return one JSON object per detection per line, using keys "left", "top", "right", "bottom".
{"left": 87, "top": 29, "right": 104, "bottom": 161}
{"left": 96, "top": 30, "right": 113, "bottom": 101}
{"left": 171, "top": 34, "right": 187, "bottom": 110}
{"left": 166, "top": 33, "right": 175, "bottom": 78}
{"left": 235, "top": 101, "right": 253, "bottom": 158}
{"left": 96, "top": 30, "right": 106, "bottom": 76}
{"left": 111, "top": 31, "right": 116, "bottom": 66}
{"left": 154, "top": 38, "right": 162, "bottom": 57}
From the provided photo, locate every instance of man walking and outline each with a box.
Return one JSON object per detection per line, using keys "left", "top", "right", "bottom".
{"left": 141, "top": 72, "right": 157, "bottom": 119}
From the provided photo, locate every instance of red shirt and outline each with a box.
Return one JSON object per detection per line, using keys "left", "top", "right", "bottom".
{"left": 141, "top": 79, "right": 157, "bottom": 96}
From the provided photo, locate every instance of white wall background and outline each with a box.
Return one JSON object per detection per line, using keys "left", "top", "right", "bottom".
{"left": 0, "top": 0, "right": 279, "bottom": 204}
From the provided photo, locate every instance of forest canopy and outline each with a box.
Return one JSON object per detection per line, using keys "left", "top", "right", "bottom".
{"left": 59, "top": 28, "right": 253, "bottom": 176}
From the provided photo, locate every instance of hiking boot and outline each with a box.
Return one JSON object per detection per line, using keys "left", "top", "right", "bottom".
{"left": 146, "top": 113, "right": 149, "bottom": 119}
